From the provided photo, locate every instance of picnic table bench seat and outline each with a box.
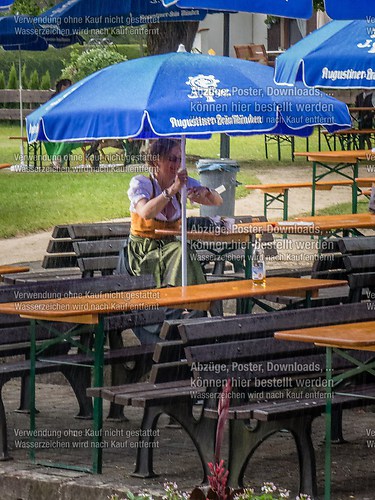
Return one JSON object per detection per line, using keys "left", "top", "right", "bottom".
{"left": 258, "top": 235, "right": 375, "bottom": 309}
{"left": 246, "top": 180, "right": 354, "bottom": 220}
{"left": 2, "top": 222, "right": 132, "bottom": 284}
{"left": 0, "top": 273, "right": 164, "bottom": 459}
{"left": 88, "top": 301, "right": 375, "bottom": 497}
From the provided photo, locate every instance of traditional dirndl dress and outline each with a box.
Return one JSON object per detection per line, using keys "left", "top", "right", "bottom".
{"left": 127, "top": 174, "right": 206, "bottom": 288}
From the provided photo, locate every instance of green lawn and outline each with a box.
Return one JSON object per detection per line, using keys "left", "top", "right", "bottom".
{"left": 0, "top": 123, "right": 351, "bottom": 239}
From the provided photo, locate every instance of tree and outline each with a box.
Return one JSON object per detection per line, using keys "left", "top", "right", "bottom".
{"left": 21, "top": 64, "right": 28, "bottom": 90}
{"left": 40, "top": 70, "right": 51, "bottom": 89}
{"left": 146, "top": 21, "right": 199, "bottom": 55}
{"left": 7, "top": 64, "right": 18, "bottom": 89}
{"left": 11, "top": 0, "right": 56, "bottom": 16}
{"left": 0, "top": 71, "right": 5, "bottom": 91}
{"left": 28, "top": 69, "right": 39, "bottom": 90}
{"left": 61, "top": 45, "right": 126, "bottom": 82}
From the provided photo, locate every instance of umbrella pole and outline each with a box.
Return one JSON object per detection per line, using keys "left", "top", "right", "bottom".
{"left": 220, "top": 13, "right": 230, "bottom": 159}
{"left": 18, "top": 49, "right": 25, "bottom": 167}
{"left": 180, "top": 136, "right": 187, "bottom": 287}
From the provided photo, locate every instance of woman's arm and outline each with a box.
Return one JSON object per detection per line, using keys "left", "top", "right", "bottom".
{"left": 187, "top": 186, "right": 223, "bottom": 206}
{"left": 135, "top": 171, "right": 187, "bottom": 220}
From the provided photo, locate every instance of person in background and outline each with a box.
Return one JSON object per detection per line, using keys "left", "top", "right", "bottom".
{"left": 355, "top": 89, "right": 374, "bottom": 149}
{"left": 51, "top": 78, "right": 72, "bottom": 98}
{"left": 44, "top": 79, "right": 81, "bottom": 170}
{"left": 127, "top": 138, "right": 223, "bottom": 288}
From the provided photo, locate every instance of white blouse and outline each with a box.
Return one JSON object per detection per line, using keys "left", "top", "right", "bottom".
{"left": 127, "top": 175, "right": 201, "bottom": 221}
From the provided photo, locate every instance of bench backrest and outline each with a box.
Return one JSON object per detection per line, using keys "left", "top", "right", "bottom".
{"left": 0, "top": 89, "right": 52, "bottom": 120}
{"left": 311, "top": 236, "right": 375, "bottom": 301}
{"left": 0, "top": 274, "right": 155, "bottom": 326}
{"left": 42, "top": 222, "right": 131, "bottom": 276}
{"left": 149, "top": 301, "right": 375, "bottom": 385}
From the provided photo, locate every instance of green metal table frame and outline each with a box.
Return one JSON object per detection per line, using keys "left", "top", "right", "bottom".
{"left": 324, "top": 347, "right": 375, "bottom": 500}
{"left": 29, "top": 316, "right": 105, "bottom": 474}
{"left": 264, "top": 191, "right": 289, "bottom": 221}
{"left": 311, "top": 159, "right": 359, "bottom": 216}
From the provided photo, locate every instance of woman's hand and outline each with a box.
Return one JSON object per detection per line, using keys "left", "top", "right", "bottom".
{"left": 169, "top": 169, "right": 188, "bottom": 196}
{"left": 187, "top": 186, "right": 223, "bottom": 206}
{"left": 187, "top": 186, "right": 209, "bottom": 203}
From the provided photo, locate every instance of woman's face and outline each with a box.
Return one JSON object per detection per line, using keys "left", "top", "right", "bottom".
{"left": 158, "top": 145, "right": 181, "bottom": 177}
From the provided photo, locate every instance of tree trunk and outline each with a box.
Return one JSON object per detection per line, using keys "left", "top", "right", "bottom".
{"left": 146, "top": 21, "right": 199, "bottom": 55}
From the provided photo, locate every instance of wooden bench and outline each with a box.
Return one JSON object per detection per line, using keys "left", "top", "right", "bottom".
{"left": 2, "top": 222, "right": 132, "bottom": 284}
{"left": 246, "top": 180, "right": 353, "bottom": 220}
{"left": 0, "top": 265, "right": 30, "bottom": 281}
{"left": 234, "top": 44, "right": 273, "bottom": 66}
{"left": 265, "top": 235, "right": 375, "bottom": 309}
{"left": 88, "top": 301, "right": 375, "bottom": 497}
{"left": 0, "top": 273, "right": 164, "bottom": 459}
{"left": 1, "top": 89, "right": 53, "bottom": 169}
{"left": 355, "top": 177, "right": 375, "bottom": 198}
{"left": 322, "top": 128, "right": 375, "bottom": 151}
{"left": 0, "top": 89, "right": 52, "bottom": 122}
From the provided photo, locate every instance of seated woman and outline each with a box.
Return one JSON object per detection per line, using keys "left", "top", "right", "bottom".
{"left": 127, "top": 138, "right": 223, "bottom": 288}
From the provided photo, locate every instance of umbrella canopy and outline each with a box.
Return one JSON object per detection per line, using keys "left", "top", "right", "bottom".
{"left": 163, "top": 0, "right": 375, "bottom": 20}
{"left": 0, "top": 15, "right": 49, "bottom": 49}
{"left": 0, "top": 15, "right": 83, "bottom": 50}
{"left": 0, "top": 15, "right": 83, "bottom": 165}
{"left": 36, "top": 0, "right": 207, "bottom": 33}
{"left": 274, "top": 20, "right": 375, "bottom": 89}
{"left": 0, "top": 0, "right": 13, "bottom": 11}
{"left": 26, "top": 51, "right": 351, "bottom": 143}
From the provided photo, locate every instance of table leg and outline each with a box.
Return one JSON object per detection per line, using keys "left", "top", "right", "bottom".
{"left": 352, "top": 162, "right": 359, "bottom": 214}
{"left": 311, "top": 161, "right": 317, "bottom": 216}
{"left": 283, "top": 189, "right": 289, "bottom": 221}
{"left": 92, "top": 316, "right": 105, "bottom": 474}
{"left": 29, "top": 319, "right": 37, "bottom": 463}
{"left": 324, "top": 347, "right": 333, "bottom": 500}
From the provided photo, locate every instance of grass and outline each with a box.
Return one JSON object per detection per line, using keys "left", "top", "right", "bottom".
{"left": 0, "top": 123, "right": 348, "bottom": 239}
{"left": 313, "top": 200, "right": 369, "bottom": 216}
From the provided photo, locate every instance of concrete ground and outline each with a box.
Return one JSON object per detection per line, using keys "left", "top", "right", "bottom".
{"left": 0, "top": 378, "right": 374, "bottom": 500}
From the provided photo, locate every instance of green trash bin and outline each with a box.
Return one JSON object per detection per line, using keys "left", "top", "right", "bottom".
{"left": 197, "top": 159, "right": 240, "bottom": 217}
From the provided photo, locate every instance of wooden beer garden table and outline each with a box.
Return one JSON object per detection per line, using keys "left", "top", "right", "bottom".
{"left": 0, "top": 277, "right": 346, "bottom": 474}
{"left": 295, "top": 212, "right": 375, "bottom": 236}
{"left": 275, "top": 321, "right": 375, "bottom": 500}
{"left": 157, "top": 213, "right": 375, "bottom": 279}
{"left": 294, "top": 149, "right": 372, "bottom": 214}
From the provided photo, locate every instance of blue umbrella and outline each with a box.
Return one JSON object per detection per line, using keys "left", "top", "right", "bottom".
{"left": 0, "top": 0, "right": 13, "bottom": 12}
{"left": 36, "top": 0, "right": 207, "bottom": 33}
{"left": 26, "top": 49, "right": 350, "bottom": 285}
{"left": 274, "top": 20, "right": 375, "bottom": 89}
{"left": 163, "top": 0, "right": 312, "bottom": 19}
{"left": 0, "top": 15, "right": 83, "bottom": 164}
{"left": 26, "top": 51, "right": 351, "bottom": 142}
{"left": 163, "top": 0, "right": 375, "bottom": 20}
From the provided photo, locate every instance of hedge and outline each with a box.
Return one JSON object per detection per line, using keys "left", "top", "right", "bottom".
{"left": 0, "top": 44, "right": 144, "bottom": 88}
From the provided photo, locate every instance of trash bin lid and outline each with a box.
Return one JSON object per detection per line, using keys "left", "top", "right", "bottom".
{"left": 196, "top": 158, "right": 240, "bottom": 172}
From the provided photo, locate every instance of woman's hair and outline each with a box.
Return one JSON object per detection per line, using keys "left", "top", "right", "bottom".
{"left": 147, "top": 139, "right": 180, "bottom": 169}
{"left": 55, "top": 79, "right": 72, "bottom": 93}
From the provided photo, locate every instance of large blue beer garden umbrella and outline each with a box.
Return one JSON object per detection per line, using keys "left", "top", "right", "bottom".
{"left": 274, "top": 20, "right": 375, "bottom": 88}
{"left": 0, "top": 15, "right": 83, "bottom": 164}
{"left": 26, "top": 49, "right": 351, "bottom": 285}
{"left": 162, "top": 0, "right": 375, "bottom": 20}
{"left": 35, "top": 0, "right": 207, "bottom": 33}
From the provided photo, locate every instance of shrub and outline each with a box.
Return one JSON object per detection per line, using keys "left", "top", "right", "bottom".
{"left": 28, "top": 69, "right": 39, "bottom": 90}
{"left": 61, "top": 45, "right": 127, "bottom": 82}
{"left": 21, "top": 64, "right": 28, "bottom": 90}
{"left": 0, "top": 71, "right": 6, "bottom": 90}
{"left": 40, "top": 70, "right": 51, "bottom": 90}
{"left": 7, "top": 63, "right": 18, "bottom": 89}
